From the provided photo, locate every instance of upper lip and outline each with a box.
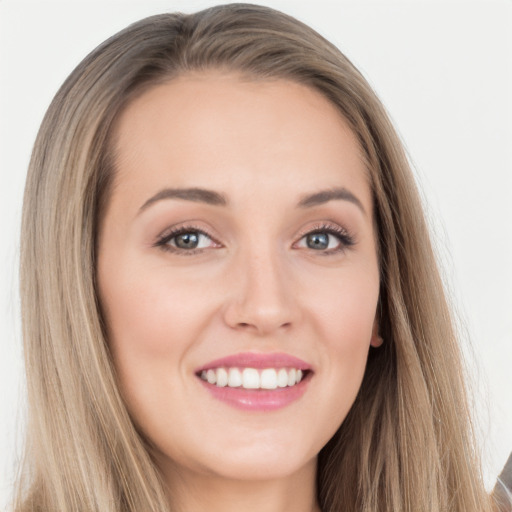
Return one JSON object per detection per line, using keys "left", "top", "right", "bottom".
{"left": 196, "top": 352, "right": 312, "bottom": 373}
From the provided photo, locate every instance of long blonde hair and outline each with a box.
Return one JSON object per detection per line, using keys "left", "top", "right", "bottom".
{"left": 16, "top": 4, "right": 493, "bottom": 511}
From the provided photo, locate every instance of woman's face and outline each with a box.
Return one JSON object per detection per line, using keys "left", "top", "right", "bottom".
{"left": 97, "top": 72, "right": 381, "bottom": 484}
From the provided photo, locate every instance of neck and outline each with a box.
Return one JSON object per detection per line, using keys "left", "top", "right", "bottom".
{"left": 160, "top": 458, "right": 321, "bottom": 512}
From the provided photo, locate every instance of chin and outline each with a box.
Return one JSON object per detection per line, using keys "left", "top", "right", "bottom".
{"left": 154, "top": 431, "right": 320, "bottom": 484}
{"left": 203, "top": 451, "right": 317, "bottom": 482}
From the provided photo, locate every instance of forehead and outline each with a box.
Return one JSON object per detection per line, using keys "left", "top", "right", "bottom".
{"left": 111, "top": 71, "right": 371, "bottom": 212}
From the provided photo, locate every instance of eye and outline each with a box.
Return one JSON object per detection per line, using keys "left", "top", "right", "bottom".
{"left": 154, "top": 226, "right": 220, "bottom": 253}
{"left": 305, "top": 232, "right": 337, "bottom": 250}
{"left": 295, "top": 224, "right": 355, "bottom": 253}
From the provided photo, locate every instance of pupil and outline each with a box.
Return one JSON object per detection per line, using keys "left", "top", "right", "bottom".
{"left": 307, "top": 233, "right": 328, "bottom": 250}
{"left": 176, "top": 232, "right": 199, "bottom": 249}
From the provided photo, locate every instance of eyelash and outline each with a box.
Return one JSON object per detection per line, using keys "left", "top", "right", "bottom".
{"left": 296, "top": 223, "right": 355, "bottom": 255}
{"left": 153, "top": 222, "right": 355, "bottom": 255}
{"left": 154, "top": 225, "right": 219, "bottom": 255}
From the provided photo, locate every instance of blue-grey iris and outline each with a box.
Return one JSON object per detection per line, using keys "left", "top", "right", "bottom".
{"left": 175, "top": 232, "right": 199, "bottom": 249}
{"left": 307, "top": 233, "right": 329, "bottom": 250}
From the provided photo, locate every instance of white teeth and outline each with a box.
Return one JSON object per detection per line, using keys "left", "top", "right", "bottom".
{"left": 206, "top": 369, "right": 216, "bottom": 384}
{"left": 277, "top": 368, "right": 289, "bottom": 388}
{"left": 242, "top": 368, "right": 260, "bottom": 389}
{"left": 200, "top": 367, "right": 307, "bottom": 389}
{"left": 216, "top": 368, "right": 228, "bottom": 387}
{"left": 227, "top": 368, "right": 242, "bottom": 387}
{"left": 260, "top": 369, "right": 277, "bottom": 390}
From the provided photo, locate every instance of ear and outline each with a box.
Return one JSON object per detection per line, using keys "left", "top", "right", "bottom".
{"left": 370, "top": 318, "right": 383, "bottom": 348}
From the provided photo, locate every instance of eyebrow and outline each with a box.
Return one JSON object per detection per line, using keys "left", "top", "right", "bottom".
{"left": 139, "top": 186, "right": 365, "bottom": 215}
{"left": 139, "top": 187, "right": 228, "bottom": 212}
{"left": 298, "top": 187, "right": 366, "bottom": 215}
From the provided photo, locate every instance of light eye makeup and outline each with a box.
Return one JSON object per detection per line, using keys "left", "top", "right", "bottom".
{"left": 153, "top": 224, "right": 221, "bottom": 255}
{"left": 293, "top": 223, "right": 355, "bottom": 254}
{"left": 153, "top": 222, "right": 355, "bottom": 256}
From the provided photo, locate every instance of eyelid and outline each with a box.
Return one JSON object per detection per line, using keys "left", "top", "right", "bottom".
{"left": 153, "top": 224, "right": 222, "bottom": 254}
{"left": 295, "top": 221, "right": 350, "bottom": 239}
{"left": 152, "top": 221, "right": 355, "bottom": 255}
{"left": 293, "top": 222, "right": 355, "bottom": 253}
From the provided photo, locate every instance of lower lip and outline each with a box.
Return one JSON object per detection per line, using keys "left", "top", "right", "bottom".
{"left": 198, "top": 374, "right": 311, "bottom": 411}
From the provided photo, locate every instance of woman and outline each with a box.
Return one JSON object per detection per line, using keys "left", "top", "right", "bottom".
{"left": 12, "top": 3, "right": 500, "bottom": 511}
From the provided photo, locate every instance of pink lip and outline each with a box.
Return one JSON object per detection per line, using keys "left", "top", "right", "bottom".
{"left": 195, "top": 352, "right": 313, "bottom": 412}
{"left": 195, "top": 352, "right": 312, "bottom": 372}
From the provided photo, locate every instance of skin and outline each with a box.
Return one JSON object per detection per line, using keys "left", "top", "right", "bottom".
{"left": 97, "top": 72, "right": 381, "bottom": 512}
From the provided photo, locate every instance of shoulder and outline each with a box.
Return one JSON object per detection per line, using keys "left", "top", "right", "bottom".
{"left": 494, "top": 453, "right": 512, "bottom": 512}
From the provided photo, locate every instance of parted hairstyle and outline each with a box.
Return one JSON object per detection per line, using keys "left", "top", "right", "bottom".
{"left": 15, "top": 3, "right": 494, "bottom": 511}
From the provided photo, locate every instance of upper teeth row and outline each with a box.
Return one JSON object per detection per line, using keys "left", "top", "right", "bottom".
{"left": 200, "top": 367, "right": 304, "bottom": 389}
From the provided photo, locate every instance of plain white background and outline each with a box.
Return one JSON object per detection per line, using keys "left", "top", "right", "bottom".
{"left": 1, "top": 0, "right": 511, "bottom": 508}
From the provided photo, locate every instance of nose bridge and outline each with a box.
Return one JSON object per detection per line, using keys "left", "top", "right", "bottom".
{"left": 224, "top": 237, "right": 298, "bottom": 334}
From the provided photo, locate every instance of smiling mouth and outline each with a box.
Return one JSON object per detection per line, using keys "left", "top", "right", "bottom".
{"left": 198, "top": 367, "right": 309, "bottom": 390}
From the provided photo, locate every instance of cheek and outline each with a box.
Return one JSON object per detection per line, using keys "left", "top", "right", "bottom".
{"left": 311, "top": 265, "right": 379, "bottom": 343}
{"left": 98, "top": 255, "right": 212, "bottom": 405}
{"left": 98, "top": 263, "right": 216, "bottom": 440}
{"left": 307, "top": 269, "right": 379, "bottom": 413}
{"left": 101, "top": 260, "right": 209, "bottom": 355}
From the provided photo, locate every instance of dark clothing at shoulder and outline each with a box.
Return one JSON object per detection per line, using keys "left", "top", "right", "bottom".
{"left": 494, "top": 453, "right": 512, "bottom": 512}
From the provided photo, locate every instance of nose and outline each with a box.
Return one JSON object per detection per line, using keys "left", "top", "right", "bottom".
{"left": 222, "top": 247, "right": 301, "bottom": 336}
